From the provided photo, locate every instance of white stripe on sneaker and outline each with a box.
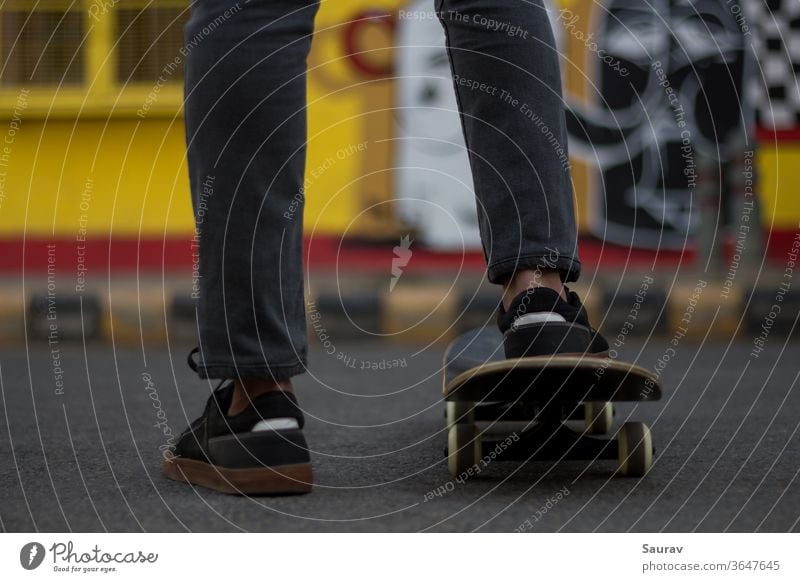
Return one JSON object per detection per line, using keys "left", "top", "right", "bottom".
{"left": 251, "top": 418, "right": 300, "bottom": 432}
{"left": 512, "top": 312, "right": 568, "bottom": 330}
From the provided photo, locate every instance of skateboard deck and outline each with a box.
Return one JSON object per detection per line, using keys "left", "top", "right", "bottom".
{"left": 441, "top": 327, "right": 662, "bottom": 478}
{"left": 444, "top": 327, "right": 661, "bottom": 404}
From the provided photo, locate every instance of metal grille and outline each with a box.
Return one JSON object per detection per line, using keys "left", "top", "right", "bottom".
{"left": 0, "top": 8, "right": 85, "bottom": 86}
{"left": 116, "top": 6, "right": 189, "bottom": 84}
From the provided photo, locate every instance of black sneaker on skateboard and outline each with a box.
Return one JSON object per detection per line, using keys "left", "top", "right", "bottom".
{"left": 499, "top": 287, "right": 610, "bottom": 358}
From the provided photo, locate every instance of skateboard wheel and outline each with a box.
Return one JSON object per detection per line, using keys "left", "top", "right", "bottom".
{"left": 584, "top": 402, "right": 613, "bottom": 435}
{"left": 447, "top": 424, "right": 480, "bottom": 477}
{"left": 617, "top": 422, "right": 653, "bottom": 477}
{"left": 446, "top": 401, "right": 475, "bottom": 428}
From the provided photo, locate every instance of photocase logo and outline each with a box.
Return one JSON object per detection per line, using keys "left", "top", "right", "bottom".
{"left": 20, "top": 542, "right": 45, "bottom": 570}
{"left": 390, "top": 234, "right": 414, "bottom": 292}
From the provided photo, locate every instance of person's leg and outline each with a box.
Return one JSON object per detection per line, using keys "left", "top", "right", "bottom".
{"left": 437, "top": 1, "right": 607, "bottom": 356}
{"left": 166, "top": 0, "right": 319, "bottom": 494}
{"left": 436, "top": 0, "right": 577, "bottom": 304}
{"left": 185, "top": 0, "right": 318, "bottom": 393}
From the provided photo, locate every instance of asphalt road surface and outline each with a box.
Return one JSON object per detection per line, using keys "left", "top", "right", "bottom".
{"left": 2, "top": 336, "right": 799, "bottom": 532}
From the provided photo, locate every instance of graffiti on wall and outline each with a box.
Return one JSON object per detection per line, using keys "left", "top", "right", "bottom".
{"left": 393, "top": 0, "right": 749, "bottom": 250}
{"left": 562, "top": 0, "right": 749, "bottom": 249}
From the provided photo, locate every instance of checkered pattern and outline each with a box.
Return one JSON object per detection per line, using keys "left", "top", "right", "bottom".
{"left": 747, "top": 0, "right": 800, "bottom": 131}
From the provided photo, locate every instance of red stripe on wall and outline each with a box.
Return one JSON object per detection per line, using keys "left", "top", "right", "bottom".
{"left": 0, "top": 235, "right": 697, "bottom": 275}
{"left": 765, "top": 229, "right": 800, "bottom": 263}
{"left": 756, "top": 126, "right": 800, "bottom": 142}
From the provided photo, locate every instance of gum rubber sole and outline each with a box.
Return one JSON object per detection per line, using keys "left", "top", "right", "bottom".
{"left": 163, "top": 457, "right": 313, "bottom": 495}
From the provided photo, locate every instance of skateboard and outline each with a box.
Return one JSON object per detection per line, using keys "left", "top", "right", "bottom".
{"left": 443, "top": 327, "right": 662, "bottom": 478}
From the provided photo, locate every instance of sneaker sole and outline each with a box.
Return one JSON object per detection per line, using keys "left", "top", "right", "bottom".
{"left": 163, "top": 457, "right": 313, "bottom": 495}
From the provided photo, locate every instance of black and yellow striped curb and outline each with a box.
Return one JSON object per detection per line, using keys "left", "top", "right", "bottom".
{"left": 1, "top": 279, "right": 797, "bottom": 346}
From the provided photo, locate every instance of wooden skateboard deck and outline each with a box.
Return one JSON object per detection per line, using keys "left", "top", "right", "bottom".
{"left": 444, "top": 327, "right": 661, "bottom": 404}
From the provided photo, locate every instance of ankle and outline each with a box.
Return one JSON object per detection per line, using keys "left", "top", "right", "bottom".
{"left": 228, "top": 378, "right": 293, "bottom": 416}
{"left": 502, "top": 268, "right": 565, "bottom": 310}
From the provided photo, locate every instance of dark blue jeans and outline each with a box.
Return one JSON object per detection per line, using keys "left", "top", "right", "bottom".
{"left": 185, "top": 0, "right": 580, "bottom": 381}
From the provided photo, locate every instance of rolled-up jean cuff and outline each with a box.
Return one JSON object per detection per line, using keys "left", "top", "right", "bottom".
{"left": 487, "top": 254, "right": 581, "bottom": 285}
{"left": 196, "top": 361, "right": 307, "bottom": 381}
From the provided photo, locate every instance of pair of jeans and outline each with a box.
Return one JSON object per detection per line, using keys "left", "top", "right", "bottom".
{"left": 184, "top": 0, "right": 580, "bottom": 381}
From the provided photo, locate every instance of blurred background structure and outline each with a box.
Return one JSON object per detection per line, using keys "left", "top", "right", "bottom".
{"left": 0, "top": 0, "right": 798, "bottom": 342}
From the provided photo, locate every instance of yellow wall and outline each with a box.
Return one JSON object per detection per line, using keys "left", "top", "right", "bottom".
{"left": 757, "top": 146, "right": 800, "bottom": 230}
{"left": 0, "top": 0, "right": 405, "bottom": 239}
{"left": 0, "top": 118, "right": 192, "bottom": 236}
{"left": 0, "top": 0, "right": 796, "bottom": 241}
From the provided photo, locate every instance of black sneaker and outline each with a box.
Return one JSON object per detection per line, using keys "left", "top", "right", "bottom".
{"left": 498, "top": 287, "right": 609, "bottom": 359}
{"left": 163, "top": 381, "right": 312, "bottom": 495}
